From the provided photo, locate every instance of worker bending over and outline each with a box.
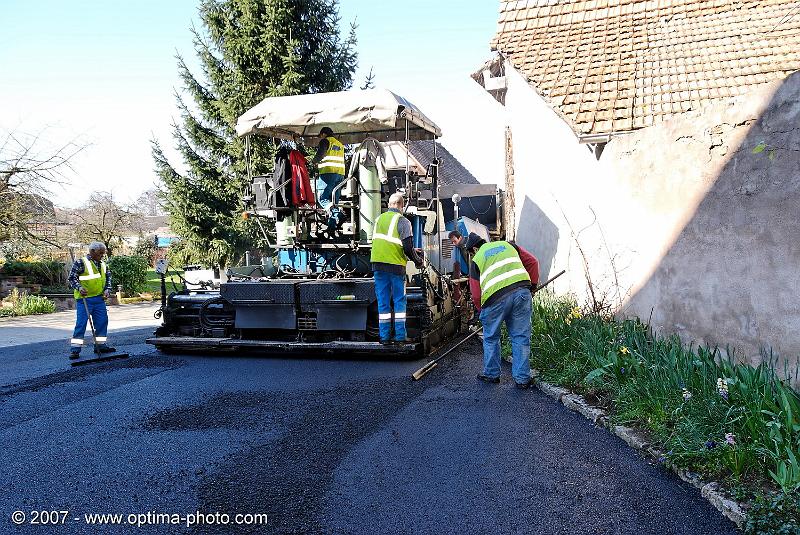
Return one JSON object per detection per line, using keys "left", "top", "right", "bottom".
{"left": 68, "top": 241, "right": 116, "bottom": 360}
{"left": 311, "top": 127, "right": 346, "bottom": 231}
{"left": 447, "top": 230, "right": 469, "bottom": 277}
{"left": 464, "top": 233, "right": 539, "bottom": 388}
{"left": 371, "top": 193, "right": 424, "bottom": 344}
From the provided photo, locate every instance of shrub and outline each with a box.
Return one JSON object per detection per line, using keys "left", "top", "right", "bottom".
{"left": 1, "top": 260, "right": 66, "bottom": 286}
{"left": 744, "top": 491, "right": 800, "bottom": 535}
{"left": 166, "top": 239, "right": 193, "bottom": 269}
{"left": 133, "top": 235, "right": 158, "bottom": 264}
{"left": 1, "top": 289, "right": 56, "bottom": 317}
{"left": 107, "top": 255, "right": 149, "bottom": 297}
{"left": 525, "top": 291, "right": 800, "bottom": 528}
{"left": 15, "top": 294, "right": 56, "bottom": 315}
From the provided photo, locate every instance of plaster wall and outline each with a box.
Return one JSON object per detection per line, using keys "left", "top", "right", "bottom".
{"left": 503, "top": 63, "right": 614, "bottom": 288}
{"left": 505, "top": 63, "right": 800, "bottom": 382}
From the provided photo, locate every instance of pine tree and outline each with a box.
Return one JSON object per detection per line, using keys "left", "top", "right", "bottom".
{"left": 153, "top": 0, "right": 357, "bottom": 267}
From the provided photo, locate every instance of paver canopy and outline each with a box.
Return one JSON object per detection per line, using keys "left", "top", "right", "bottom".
{"left": 235, "top": 88, "right": 442, "bottom": 144}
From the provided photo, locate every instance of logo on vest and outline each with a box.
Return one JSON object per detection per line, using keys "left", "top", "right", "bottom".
{"left": 484, "top": 245, "right": 506, "bottom": 258}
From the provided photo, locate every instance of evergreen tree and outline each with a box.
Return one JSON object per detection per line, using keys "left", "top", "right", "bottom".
{"left": 153, "top": 0, "right": 357, "bottom": 267}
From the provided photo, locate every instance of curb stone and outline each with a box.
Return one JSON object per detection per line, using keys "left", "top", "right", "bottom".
{"left": 534, "top": 380, "right": 570, "bottom": 401}
{"left": 531, "top": 371, "right": 747, "bottom": 529}
{"left": 561, "top": 394, "right": 606, "bottom": 423}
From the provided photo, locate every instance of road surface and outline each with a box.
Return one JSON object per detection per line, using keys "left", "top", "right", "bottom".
{"left": 0, "top": 328, "right": 738, "bottom": 534}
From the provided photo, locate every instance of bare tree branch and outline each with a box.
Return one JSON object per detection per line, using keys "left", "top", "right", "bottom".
{"left": 0, "top": 127, "right": 89, "bottom": 247}
{"left": 70, "top": 192, "right": 136, "bottom": 256}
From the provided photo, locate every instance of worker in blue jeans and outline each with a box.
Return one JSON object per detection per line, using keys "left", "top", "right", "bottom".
{"left": 465, "top": 233, "right": 540, "bottom": 388}
{"left": 370, "top": 193, "right": 424, "bottom": 344}
{"left": 312, "top": 127, "right": 346, "bottom": 230}
{"left": 67, "top": 241, "right": 116, "bottom": 360}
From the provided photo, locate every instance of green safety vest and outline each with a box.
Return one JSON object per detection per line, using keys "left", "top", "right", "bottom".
{"left": 318, "top": 136, "right": 345, "bottom": 175}
{"left": 74, "top": 256, "right": 107, "bottom": 299}
{"left": 473, "top": 241, "right": 530, "bottom": 305}
{"left": 370, "top": 211, "right": 407, "bottom": 266}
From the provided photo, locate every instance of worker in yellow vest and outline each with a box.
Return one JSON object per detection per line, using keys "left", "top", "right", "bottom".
{"left": 311, "top": 127, "right": 346, "bottom": 231}
{"left": 370, "top": 193, "right": 424, "bottom": 344}
{"left": 464, "top": 233, "right": 540, "bottom": 388}
{"left": 67, "top": 241, "right": 115, "bottom": 360}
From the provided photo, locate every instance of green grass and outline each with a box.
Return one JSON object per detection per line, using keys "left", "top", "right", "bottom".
{"left": 518, "top": 291, "right": 800, "bottom": 533}
{"left": 144, "top": 268, "right": 184, "bottom": 295}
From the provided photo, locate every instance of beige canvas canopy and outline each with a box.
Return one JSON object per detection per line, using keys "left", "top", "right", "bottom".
{"left": 235, "top": 88, "right": 441, "bottom": 144}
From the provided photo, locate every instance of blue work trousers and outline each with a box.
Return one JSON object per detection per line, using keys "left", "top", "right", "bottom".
{"left": 70, "top": 295, "right": 109, "bottom": 352}
{"left": 374, "top": 270, "right": 407, "bottom": 341}
{"left": 317, "top": 172, "right": 344, "bottom": 226}
{"left": 479, "top": 288, "right": 532, "bottom": 384}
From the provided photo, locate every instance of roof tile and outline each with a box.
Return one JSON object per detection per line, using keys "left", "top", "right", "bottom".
{"left": 491, "top": 0, "right": 800, "bottom": 136}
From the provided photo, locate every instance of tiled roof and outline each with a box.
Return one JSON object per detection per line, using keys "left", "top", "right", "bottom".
{"left": 408, "top": 141, "right": 481, "bottom": 186}
{"left": 491, "top": 0, "right": 800, "bottom": 138}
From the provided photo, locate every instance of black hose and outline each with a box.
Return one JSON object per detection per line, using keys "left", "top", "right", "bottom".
{"left": 199, "top": 297, "right": 234, "bottom": 330}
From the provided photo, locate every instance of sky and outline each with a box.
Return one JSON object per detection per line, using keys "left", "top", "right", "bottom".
{"left": 1, "top": 0, "right": 506, "bottom": 208}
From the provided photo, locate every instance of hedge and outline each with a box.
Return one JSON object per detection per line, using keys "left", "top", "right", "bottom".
{"left": 107, "top": 256, "right": 149, "bottom": 297}
{"left": 0, "top": 261, "right": 66, "bottom": 286}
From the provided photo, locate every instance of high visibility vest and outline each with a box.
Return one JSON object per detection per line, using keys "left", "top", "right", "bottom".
{"left": 318, "top": 136, "right": 346, "bottom": 175}
{"left": 370, "top": 211, "right": 407, "bottom": 266}
{"left": 74, "top": 257, "right": 107, "bottom": 299}
{"left": 473, "top": 241, "right": 530, "bottom": 305}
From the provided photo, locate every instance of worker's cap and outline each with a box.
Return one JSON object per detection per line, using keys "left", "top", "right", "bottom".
{"left": 318, "top": 127, "right": 334, "bottom": 137}
{"left": 464, "top": 232, "right": 485, "bottom": 251}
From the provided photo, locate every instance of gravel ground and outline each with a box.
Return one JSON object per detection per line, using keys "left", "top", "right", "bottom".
{"left": 0, "top": 328, "right": 739, "bottom": 534}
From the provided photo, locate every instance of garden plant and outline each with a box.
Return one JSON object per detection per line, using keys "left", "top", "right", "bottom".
{"left": 0, "top": 288, "right": 56, "bottom": 317}
{"left": 513, "top": 291, "right": 800, "bottom": 533}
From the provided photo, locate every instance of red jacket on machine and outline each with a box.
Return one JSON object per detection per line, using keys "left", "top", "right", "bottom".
{"left": 289, "top": 149, "right": 315, "bottom": 206}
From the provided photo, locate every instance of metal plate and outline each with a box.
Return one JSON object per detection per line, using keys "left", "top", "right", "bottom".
{"left": 220, "top": 281, "right": 297, "bottom": 304}
{"left": 234, "top": 304, "right": 296, "bottom": 329}
{"left": 297, "top": 279, "right": 375, "bottom": 304}
{"left": 146, "top": 337, "right": 419, "bottom": 355}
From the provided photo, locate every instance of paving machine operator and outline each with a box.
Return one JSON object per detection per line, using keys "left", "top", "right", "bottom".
{"left": 371, "top": 193, "right": 424, "bottom": 345}
{"left": 311, "top": 127, "right": 346, "bottom": 231}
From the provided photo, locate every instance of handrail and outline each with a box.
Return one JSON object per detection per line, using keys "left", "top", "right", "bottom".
{"left": 266, "top": 177, "right": 292, "bottom": 207}
{"left": 328, "top": 177, "right": 350, "bottom": 215}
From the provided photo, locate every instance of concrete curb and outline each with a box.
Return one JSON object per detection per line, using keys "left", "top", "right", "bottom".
{"left": 532, "top": 374, "right": 747, "bottom": 528}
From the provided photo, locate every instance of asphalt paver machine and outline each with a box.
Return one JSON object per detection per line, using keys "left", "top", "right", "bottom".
{"left": 147, "top": 89, "right": 499, "bottom": 356}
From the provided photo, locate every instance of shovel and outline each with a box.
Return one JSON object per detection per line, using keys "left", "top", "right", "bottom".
{"left": 411, "top": 269, "right": 566, "bottom": 381}
{"left": 71, "top": 296, "right": 129, "bottom": 367}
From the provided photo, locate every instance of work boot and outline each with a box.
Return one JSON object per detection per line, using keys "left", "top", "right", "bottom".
{"left": 379, "top": 339, "right": 393, "bottom": 346}
{"left": 515, "top": 380, "right": 532, "bottom": 389}
{"left": 476, "top": 374, "right": 500, "bottom": 384}
{"left": 69, "top": 351, "right": 81, "bottom": 360}
{"left": 97, "top": 345, "right": 117, "bottom": 354}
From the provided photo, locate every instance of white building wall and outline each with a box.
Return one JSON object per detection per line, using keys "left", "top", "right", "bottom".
{"left": 503, "top": 63, "right": 620, "bottom": 298}
{"left": 499, "top": 62, "right": 800, "bottom": 383}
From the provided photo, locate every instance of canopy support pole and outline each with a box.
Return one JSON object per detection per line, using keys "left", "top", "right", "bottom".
{"left": 405, "top": 118, "right": 410, "bottom": 187}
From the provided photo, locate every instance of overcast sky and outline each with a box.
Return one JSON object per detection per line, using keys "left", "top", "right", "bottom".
{"left": 1, "top": 0, "right": 506, "bottom": 208}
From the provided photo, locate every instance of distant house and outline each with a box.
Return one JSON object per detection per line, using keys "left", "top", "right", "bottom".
{"left": 23, "top": 195, "right": 58, "bottom": 243}
{"left": 474, "top": 0, "right": 800, "bottom": 377}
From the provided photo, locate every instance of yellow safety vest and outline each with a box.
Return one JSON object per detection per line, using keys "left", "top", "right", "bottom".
{"left": 473, "top": 241, "right": 530, "bottom": 305}
{"left": 318, "top": 136, "right": 346, "bottom": 175}
{"left": 74, "top": 257, "right": 107, "bottom": 299}
{"left": 370, "top": 211, "right": 407, "bottom": 266}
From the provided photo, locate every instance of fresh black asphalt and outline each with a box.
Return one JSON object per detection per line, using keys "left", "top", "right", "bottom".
{"left": 0, "top": 328, "right": 739, "bottom": 534}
